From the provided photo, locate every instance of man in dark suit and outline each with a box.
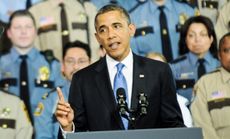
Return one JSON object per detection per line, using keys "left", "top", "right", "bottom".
{"left": 55, "top": 4, "right": 184, "bottom": 138}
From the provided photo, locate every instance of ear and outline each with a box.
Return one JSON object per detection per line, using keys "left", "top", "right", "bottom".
{"left": 128, "top": 23, "right": 136, "bottom": 37}
{"left": 61, "top": 62, "right": 65, "bottom": 74}
{"left": 210, "top": 35, "right": 214, "bottom": 44}
{"left": 7, "top": 29, "right": 11, "bottom": 39}
{"left": 95, "top": 32, "right": 102, "bottom": 45}
{"left": 218, "top": 50, "right": 221, "bottom": 61}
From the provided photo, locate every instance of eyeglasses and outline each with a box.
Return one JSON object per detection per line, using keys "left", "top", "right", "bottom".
{"left": 64, "top": 57, "right": 89, "bottom": 66}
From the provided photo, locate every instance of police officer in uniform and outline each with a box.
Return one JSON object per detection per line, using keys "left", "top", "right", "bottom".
{"left": 0, "top": 10, "right": 63, "bottom": 126}
{"left": 29, "top": 0, "right": 99, "bottom": 62}
{"left": 0, "top": 90, "right": 33, "bottom": 139}
{"left": 191, "top": 32, "right": 230, "bottom": 139}
{"left": 170, "top": 16, "right": 220, "bottom": 102}
{"left": 215, "top": 2, "right": 230, "bottom": 42}
{"left": 34, "top": 40, "right": 91, "bottom": 139}
{"left": 129, "top": 0, "right": 195, "bottom": 61}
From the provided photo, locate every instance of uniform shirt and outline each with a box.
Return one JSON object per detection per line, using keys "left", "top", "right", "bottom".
{"left": 191, "top": 67, "right": 230, "bottom": 139}
{"left": 170, "top": 52, "right": 220, "bottom": 101}
{"left": 215, "top": 2, "right": 230, "bottom": 42}
{"left": 90, "top": 0, "right": 129, "bottom": 10}
{"left": 0, "top": 0, "right": 43, "bottom": 23}
{"left": 0, "top": 91, "right": 33, "bottom": 139}
{"left": 130, "top": 0, "right": 194, "bottom": 59}
{"left": 197, "top": 0, "right": 228, "bottom": 24}
{"left": 0, "top": 47, "right": 63, "bottom": 115}
{"left": 29, "top": 0, "right": 99, "bottom": 62}
{"left": 34, "top": 80, "right": 70, "bottom": 139}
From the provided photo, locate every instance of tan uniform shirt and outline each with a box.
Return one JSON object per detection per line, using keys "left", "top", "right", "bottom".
{"left": 215, "top": 2, "right": 230, "bottom": 42}
{"left": 191, "top": 67, "right": 230, "bottom": 139}
{"left": 0, "top": 91, "right": 33, "bottom": 139}
{"left": 29, "top": 0, "right": 99, "bottom": 62}
{"left": 198, "top": 0, "right": 228, "bottom": 24}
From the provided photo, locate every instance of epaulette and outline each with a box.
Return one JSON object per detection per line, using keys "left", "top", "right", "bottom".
{"left": 170, "top": 55, "right": 187, "bottom": 64}
{"left": 41, "top": 86, "right": 63, "bottom": 100}
{"left": 201, "top": 0, "right": 218, "bottom": 9}
{"left": 40, "top": 49, "right": 58, "bottom": 65}
{"left": 0, "top": 88, "right": 17, "bottom": 97}
{"left": 176, "top": 0, "right": 196, "bottom": 8}
{"left": 206, "top": 67, "right": 221, "bottom": 74}
{"left": 128, "top": 0, "right": 148, "bottom": 13}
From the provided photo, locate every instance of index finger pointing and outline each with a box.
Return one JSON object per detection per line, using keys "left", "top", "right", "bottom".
{"left": 57, "top": 87, "right": 65, "bottom": 102}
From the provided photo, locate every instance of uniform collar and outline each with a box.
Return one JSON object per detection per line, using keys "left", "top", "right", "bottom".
{"left": 10, "top": 47, "right": 39, "bottom": 62}
{"left": 220, "top": 67, "right": 230, "bottom": 84}
{"left": 188, "top": 51, "right": 213, "bottom": 66}
{"left": 151, "top": 0, "right": 173, "bottom": 13}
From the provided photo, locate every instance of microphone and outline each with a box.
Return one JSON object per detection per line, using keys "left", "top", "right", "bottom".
{"left": 116, "top": 88, "right": 128, "bottom": 117}
{"left": 138, "top": 92, "right": 148, "bottom": 115}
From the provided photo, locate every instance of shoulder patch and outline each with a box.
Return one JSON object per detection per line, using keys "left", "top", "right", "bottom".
{"left": 40, "top": 49, "right": 58, "bottom": 64}
{"left": 170, "top": 55, "right": 187, "bottom": 64}
{"left": 34, "top": 102, "right": 44, "bottom": 116}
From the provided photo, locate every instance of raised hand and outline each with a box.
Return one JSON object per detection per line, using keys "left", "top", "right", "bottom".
{"left": 55, "top": 87, "right": 74, "bottom": 131}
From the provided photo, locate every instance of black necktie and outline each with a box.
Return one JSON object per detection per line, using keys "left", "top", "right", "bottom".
{"left": 59, "top": 3, "right": 70, "bottom": 54}
{"left": 26, "top": 0, "right": 32, "bottom": 9}
{"left": 158, "top": 6, "right": 173, "bottom": 62}
{"left": 19, "top": 55, "right": 33, "bottom": 124}
{"left": 198, "top": 58, "right": 206, "bottom": 79}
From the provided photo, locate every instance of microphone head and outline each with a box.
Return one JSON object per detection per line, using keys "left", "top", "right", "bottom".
{"left": 116, "top": 88, "right": 126, "bottom": 99}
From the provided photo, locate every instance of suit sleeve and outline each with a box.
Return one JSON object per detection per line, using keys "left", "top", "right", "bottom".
{"left": 159, "top": 64, "right": 185, "bottom": 127}
{"left": 68, "top": 73, "right": 88, "bottom": 132}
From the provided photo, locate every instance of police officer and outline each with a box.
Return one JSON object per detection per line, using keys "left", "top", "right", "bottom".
{"left": 0, "top": 10, "right": 63, "bottom": 126}
{"left": 29, "top": 0, "right": 99, "bottom": 62}
{"left": 34, "top": 40, "right": 91, "bottom": 139}
{"left": 191, "top": 32, "right": 230, "bottom": 139}
{"left": 0, "top": 90, "right": 33, "bottom": 139}
{"left": 215, "top": 2, "right": 230, "bottom": 43}
{"left": 0, "top": 0, "right": 44, "bottom": 54}
{"left": 129, "top": 0, "right": 195, "bottom": 61}
{"left": 170, "top": 16, "right": 220, "bottom": 102}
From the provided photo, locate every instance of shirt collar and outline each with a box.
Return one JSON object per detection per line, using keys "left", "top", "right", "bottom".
{"left": 10, "top": 47, "right": 38, "bottom": 62}
{"left": 220, "top": 67, "right": 230, "bottom": 83}
{"left": 106, "top": 49, "right": 133, "bottom": 71}
{"left": 151, "top": 0, "right": 173, "bottom": 13}
{"left": 188, "top": 51, "right": 213, "bottom": 66}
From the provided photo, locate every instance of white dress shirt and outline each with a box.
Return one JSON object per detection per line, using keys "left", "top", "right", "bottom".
{"left": 106, "top": 50, "right": 133, "bottom": 108}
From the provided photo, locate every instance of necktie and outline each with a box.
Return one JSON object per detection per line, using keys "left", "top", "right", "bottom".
{"left": 113, "top": 63, "right": 129, "bottom": 129}
{"left": 198, "top": 58, "right": 206, "bottom": 79}
{"left": 59, "top": 3, "right": 70, "bottom": 54}
{"left": 20, "top": 55, "right": 33, "bottom": 124}
{"left": 158, "top": 6, "right": 173, "bottom": 62}
{"left": 26, "top": 0, "right": 32, "bottom": 9}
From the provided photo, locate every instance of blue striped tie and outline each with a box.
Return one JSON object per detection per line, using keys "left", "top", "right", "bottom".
{"left": 114, "top": 63, "right": 129, "bottom": 129}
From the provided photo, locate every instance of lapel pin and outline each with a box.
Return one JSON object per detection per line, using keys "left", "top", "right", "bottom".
{"left": 139, "top": 74, "right": 144, "bottom": 78}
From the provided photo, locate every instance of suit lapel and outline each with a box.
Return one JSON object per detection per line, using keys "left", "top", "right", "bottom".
{"left": 131, "top": 54, "right": 147, "bottom": 110}
{"left": 94, "top": 57, "right": 124, "bottom": 129}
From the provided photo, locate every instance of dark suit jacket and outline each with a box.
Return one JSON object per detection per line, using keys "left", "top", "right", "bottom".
{"left": 65, "top": 53, "right": 184, "bottom": 133}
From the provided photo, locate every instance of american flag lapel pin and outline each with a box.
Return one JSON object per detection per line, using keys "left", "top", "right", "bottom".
{"left": 139, "top": 74, "right": 144, "bottom": 78}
